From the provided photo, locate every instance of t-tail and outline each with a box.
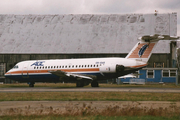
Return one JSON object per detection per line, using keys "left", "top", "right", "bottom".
{"left": 125, "top": 34, "right": 179, "bottom": 63}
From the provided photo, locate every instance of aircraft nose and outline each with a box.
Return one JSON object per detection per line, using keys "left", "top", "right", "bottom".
{"left": 4, "top": 72, "right": 11, "bottom": 78}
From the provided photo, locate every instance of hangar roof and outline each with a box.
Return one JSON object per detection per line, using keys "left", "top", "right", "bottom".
{"left": 0, "top": 13, "right": 177, "bottom": 54}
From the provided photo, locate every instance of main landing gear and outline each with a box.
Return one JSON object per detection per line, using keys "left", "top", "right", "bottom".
{"left": 28, "top": 82, "right": 35, "bottom": 87}
{"left": 91, "top": 81, "right": 99, "bottom": 87}
{"left": 76, "top": 80, "right": 99, "bottom": 87}
{"left": 76, "top": 80, "right": 90, "bottom": 87}
{"left": 76, "top": 81, "right": 84, "bottom": 87}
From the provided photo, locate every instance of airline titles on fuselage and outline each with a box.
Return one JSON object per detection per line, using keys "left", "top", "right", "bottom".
{"left": 30, "top": 61, "right": 106, "bottom": 70}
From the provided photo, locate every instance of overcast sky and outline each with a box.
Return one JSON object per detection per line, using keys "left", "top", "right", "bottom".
{"left": 0, "top": 0, "right": 179, "bottom": 35}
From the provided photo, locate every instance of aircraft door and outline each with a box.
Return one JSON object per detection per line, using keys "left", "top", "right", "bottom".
{"left": 22, "top": 62, "right": 29, "bottom": 78}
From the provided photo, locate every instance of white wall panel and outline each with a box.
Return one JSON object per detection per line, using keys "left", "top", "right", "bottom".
{"left": 0, "top": 13, "right": 177, "bottom": 54}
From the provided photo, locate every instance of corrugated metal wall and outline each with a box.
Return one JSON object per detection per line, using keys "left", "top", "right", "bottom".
{"left": 0, "top": 13, "right": 177, "bottom": 54}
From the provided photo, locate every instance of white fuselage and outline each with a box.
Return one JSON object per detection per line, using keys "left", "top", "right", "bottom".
{"left": 5, "top": 57, "right": 147, "bottom": 83}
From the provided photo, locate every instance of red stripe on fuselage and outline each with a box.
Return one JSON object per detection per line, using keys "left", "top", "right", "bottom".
{"left": 130, "top": 64, "right": 148, "bottom": 68}
{"left": 6, "top": 68, "right": 100, "bottom": 75}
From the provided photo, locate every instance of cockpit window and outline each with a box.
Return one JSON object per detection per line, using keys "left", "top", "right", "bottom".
{"left": 13, "top": 65, "right": 18, "bottom": 69}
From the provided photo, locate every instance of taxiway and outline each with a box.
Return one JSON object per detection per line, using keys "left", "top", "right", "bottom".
{"left": 0, "top": 87, "right": 180, "bottom": 93}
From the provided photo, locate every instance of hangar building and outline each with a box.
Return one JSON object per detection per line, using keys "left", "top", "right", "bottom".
{"left": 0, "top": 13, "right": 178, "bottom": 80}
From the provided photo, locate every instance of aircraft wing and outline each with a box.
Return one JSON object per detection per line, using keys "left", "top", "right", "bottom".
{"left": 48, "top": 70, "right": 94, "bottom": 80}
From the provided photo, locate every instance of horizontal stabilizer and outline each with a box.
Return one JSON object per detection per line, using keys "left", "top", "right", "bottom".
{"left": 138, "top": 34, "right": 179, "bottom": 42}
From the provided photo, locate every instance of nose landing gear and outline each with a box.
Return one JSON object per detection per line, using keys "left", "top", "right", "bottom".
{"left": 28, "top": 82, "right": 35, "bottom": 87}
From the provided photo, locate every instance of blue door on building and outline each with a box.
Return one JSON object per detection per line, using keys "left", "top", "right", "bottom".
{"left": 154, "top": 70, "right": 162, "bottom": 82}
{"left": 139, "top": 70, "right": 146, "bottom": 79}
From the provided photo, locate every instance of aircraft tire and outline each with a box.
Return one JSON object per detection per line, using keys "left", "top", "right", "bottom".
{"left": 91, "top": 81, "right": 99, "bottom": 87}
{"left": 76, "top": 81, "right": 84, "bottom": 87}
{"left": 29, "top": 82, "right": 35, "bottom": 87}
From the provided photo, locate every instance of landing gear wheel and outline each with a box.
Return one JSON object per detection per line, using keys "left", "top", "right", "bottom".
{"left": 29, "top": 82, "right": 35, "bottom": 87}
{"left": 91, "top": 81, "right": 99, "bottom": 87}
{"left": 76, "top": 81, "right": 84, "bottom": 87}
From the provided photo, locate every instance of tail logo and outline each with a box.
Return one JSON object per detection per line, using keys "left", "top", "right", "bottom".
{"left": 127, "top": 43, "right": 155, "bottom": 59}
{"left": 138, "top": 44, "right": 148, "bottom": 58}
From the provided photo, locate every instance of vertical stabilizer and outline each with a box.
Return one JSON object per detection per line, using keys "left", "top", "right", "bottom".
{"left": 125, "top": 34, "right": 179, "bottom": 63}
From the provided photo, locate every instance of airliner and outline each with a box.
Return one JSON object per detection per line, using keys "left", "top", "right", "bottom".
{"left": 4, "top": 34, "right": 179, "bottom": 87}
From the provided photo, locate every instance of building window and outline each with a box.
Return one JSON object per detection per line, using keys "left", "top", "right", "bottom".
{"left": 147, "top": 70, "right": 154, "bottom": 78}
{"left": 163, "top": 70, "right": 169, "bottom": 77}
{"left": 170, "top": 70, "right": 176, "bottom": 77}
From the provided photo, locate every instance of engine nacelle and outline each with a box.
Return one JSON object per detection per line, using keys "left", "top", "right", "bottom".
{"left": 99, "top": 64, "right": 124, "bottom": 73}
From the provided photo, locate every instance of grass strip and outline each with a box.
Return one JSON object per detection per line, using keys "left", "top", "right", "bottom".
{"left": 0, "top": 115, "right": 179, "bottom": 120}
{"left": 0, "top": 92, "right": 179, "bottom": 101}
